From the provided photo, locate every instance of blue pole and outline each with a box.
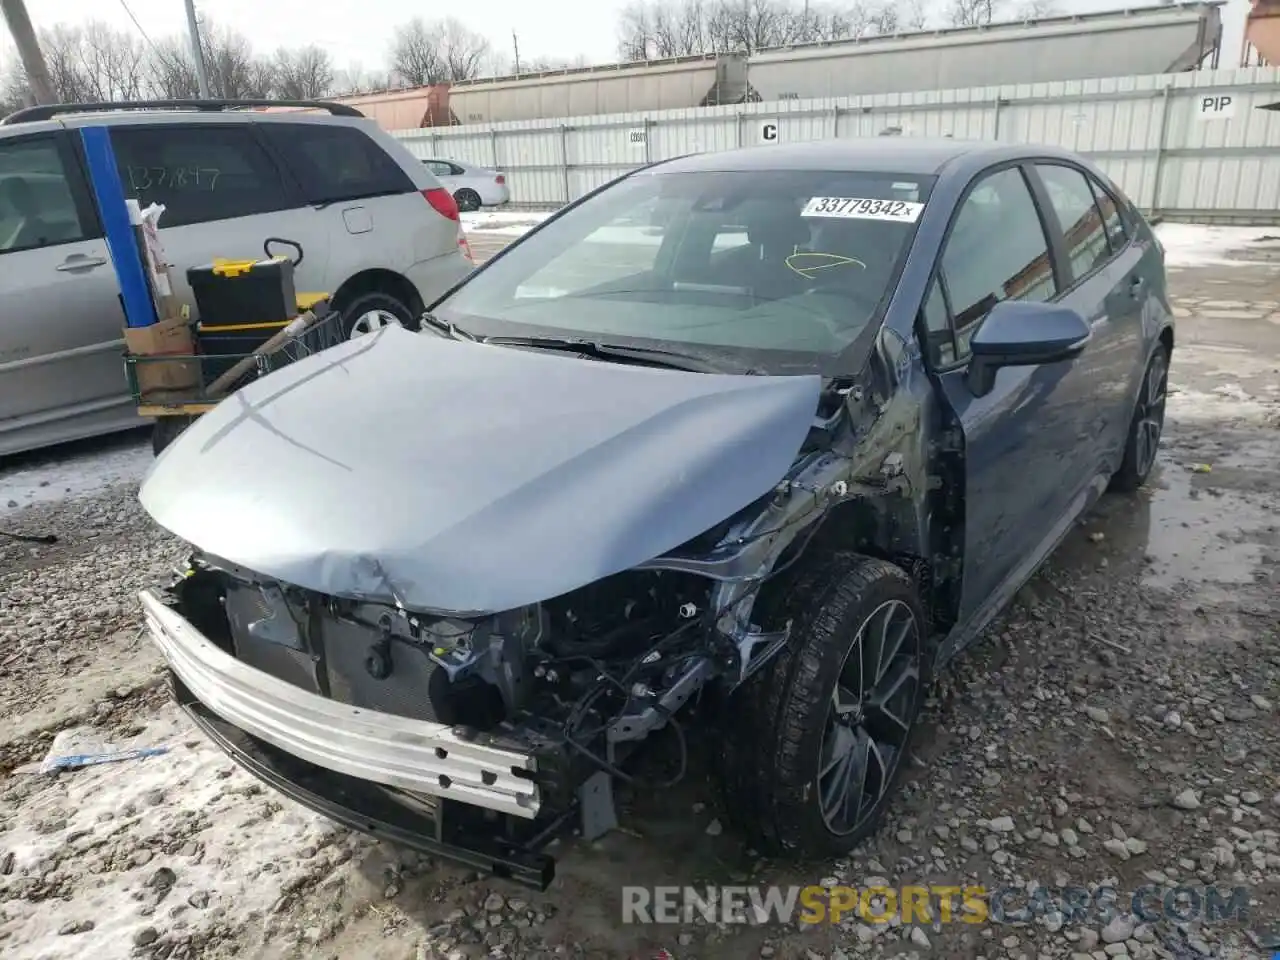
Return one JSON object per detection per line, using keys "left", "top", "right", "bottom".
{"left": 79, "top": 126, "right": 157, "bottom": 329}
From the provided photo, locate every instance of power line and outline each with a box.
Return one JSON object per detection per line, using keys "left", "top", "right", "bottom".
{"left": 116, "top": 0, "right": 160, "bottom": 54}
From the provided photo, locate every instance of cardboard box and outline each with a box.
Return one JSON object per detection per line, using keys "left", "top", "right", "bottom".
{"left": 123, "top": 316, "right": 200, "bottom": 397}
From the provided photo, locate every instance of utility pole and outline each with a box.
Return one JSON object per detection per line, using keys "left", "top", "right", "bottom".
{"left": 183, "top": 0, "right": 211, "bottom": 98}
{"left": 0, "top": 0, "right": 55, "bottom": 105}
{"left": 512, "top": 31, "right": 521, "bottom": 74}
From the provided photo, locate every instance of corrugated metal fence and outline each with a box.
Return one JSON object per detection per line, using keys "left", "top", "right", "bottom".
{"left": 392, "top": 67, "right": 1280, "bottom": 223}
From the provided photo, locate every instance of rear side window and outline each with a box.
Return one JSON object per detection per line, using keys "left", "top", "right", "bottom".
{"left": 0, "top": 135, "right": 92, "bottom": 253}
{"left": 260, "top": 124, "right": 414, "bottom": 204}
{"left": 1089, "top": 177, "right": 1129, "bottom": 252}
{"left": 111, "top": 125, "right": 288, "bottom": 227}
{"left": 1035, "top": 163, "right": 1111, "bottom": 282}
{"left": 425, "top": 160, "right": 461, "bottom": 177}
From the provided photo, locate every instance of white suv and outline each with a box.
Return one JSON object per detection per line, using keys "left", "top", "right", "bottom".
{"left": 0, "top": 99, "right": 473, "bottom": 457}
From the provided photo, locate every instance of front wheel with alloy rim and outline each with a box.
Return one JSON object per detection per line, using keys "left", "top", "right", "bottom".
{"left": 336, "top": 290, "right": 419, "bottom": 340}
{"left": 1110, "top": 344, "right": 1169, "bottom": 492}
{"left": 719, "top": 553, "right": 930, "bottom": 857}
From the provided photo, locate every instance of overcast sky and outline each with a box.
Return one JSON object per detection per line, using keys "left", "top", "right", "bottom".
{"left": 3, "top": 0, "right": 1255, "bottom": 76}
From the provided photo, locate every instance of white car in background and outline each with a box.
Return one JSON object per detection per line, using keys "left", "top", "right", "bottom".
{"left": 422, "top": 159, "right": 510, "bottom": 211}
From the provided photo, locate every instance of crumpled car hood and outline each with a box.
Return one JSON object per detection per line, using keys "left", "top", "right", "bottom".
{"left": 140, "top": 325, "right": 822, "bottom": 614}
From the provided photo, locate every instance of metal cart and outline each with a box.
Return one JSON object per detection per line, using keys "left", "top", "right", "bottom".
{"left": 125, "top": 295, "right": 344, "bottom": 455}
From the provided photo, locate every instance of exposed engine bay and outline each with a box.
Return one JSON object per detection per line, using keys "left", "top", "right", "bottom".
{"left": 176, "top": 560, "right": 721, "bottom": 785}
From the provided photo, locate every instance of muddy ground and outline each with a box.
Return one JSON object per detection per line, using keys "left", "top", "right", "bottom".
{"left": 1, "top": 233, "right": 1278, "bottom": 960}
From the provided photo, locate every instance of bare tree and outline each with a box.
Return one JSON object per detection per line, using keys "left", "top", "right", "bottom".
{"left": 868, "top": 2, "right": 900, "bottom": 35}
{"left": 946, "top": 0, "right": 1000, "bottom": 27}
{"left": 333, "top": 61, "right": 392, "bottom": 95}
{"left": 274, "top": 45, "right": 334, "bottom": 99}
{"left": 1014, "top": 0, "right": 1059, "bottom": 17}
{"left": 617, "top": 0, "right": 911, "bottom": 60}
{"left": 902, "top": 0, "right": 931, "bottom": 30}
{"left": 200, "top": 23, "right": 274, "bottom": 98}
{"left": 438, "top": 18, "right": 491, "bottom": 80}
{"left": 389, "top": 17, "right": 490, "bottom": 85}
{"left": 147, "top": 36, "right": 201, "bottom": 98}
{"left": 77, "top": 22, "right": 148, "bottom": 100}
{"left": 3, "top": 23, "right": 145, "bottom": 103}
{"left": 617, "top": 1, "right": 657, "bottom": 59}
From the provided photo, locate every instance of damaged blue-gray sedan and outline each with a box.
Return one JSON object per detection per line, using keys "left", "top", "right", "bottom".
{"left": 137, "top": 139, "right": 1173, "bottom": 888}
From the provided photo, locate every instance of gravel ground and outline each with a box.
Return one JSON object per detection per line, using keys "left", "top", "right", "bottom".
{"left": 1, "top": 229, "right": 1277, "bottom": 960}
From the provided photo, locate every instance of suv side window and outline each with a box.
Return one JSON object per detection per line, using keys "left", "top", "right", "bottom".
{"left": 111, "top": 125, "right": 288, "bottom": 228}
{"left": 938, "top": 166, "right": 1057, "bottom": 363}
{"left": 0, "top": 136, "right": 92, "bottom": 253}
{"left": 1035, "top": 163, "right": 1111, "bottom": 283}
{"left": 260, "top": 124, "right": 415, "bottom": 205}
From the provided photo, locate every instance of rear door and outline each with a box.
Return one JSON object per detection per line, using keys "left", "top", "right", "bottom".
{"left": 0, "top": 130, "right": 131, "bottom": 453}
{"left": 921, "top": 164, "right": 1098, "bottom": 631}
{"left": 1028, "top": 161, "right": 1145, "bottom": 464}
{"left": 107, "top": 122, "right": 331, "bottom": 318}
{"left": 257, "top": 122, "right": 458, "bottom": 288}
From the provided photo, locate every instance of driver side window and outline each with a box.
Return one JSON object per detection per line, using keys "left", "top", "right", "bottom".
{"left": 927, "top": 166, "right": 1057, "bottom": 367}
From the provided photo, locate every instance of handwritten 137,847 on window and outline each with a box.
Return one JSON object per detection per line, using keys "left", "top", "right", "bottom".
{"left": 126, "top": 166, "right": 221, "bottom": 192}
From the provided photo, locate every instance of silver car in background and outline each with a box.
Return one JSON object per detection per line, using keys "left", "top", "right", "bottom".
{"left": 0, "top": 99, "right": 473, "bottom": 458}
{"left": 422, "top": 158, "right": 511, "bottom": 211}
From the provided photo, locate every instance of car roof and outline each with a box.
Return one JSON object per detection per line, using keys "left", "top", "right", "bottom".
{"left": 0, "top": 101, "right": 375, "bottom": 137}
{"left": 652, "top": 138, "right": 1064, "bottom": 176}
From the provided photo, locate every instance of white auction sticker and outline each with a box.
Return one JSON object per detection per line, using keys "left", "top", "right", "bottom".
{"left": 801, "top": 197, "right": 924, "bottom": 221}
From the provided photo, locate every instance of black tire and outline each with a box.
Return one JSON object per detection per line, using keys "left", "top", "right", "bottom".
{"left": 718, "top": 552, "right": 930, "bottom": 858}
{"left": 454, "top": 189, "right": 481, "bottom": 213}
{"left": 336, "top": 289, "right": 419, "bottom": 340}
{"left": 1110, "top": 344, "right": 1169, "bottom": 493}
{"left": 152, "top": 416, "right": 195, "bottom": 456}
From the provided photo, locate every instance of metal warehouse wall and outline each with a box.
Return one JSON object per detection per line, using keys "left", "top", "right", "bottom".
{"left": 392, "top": 66, "right": 1280, "bottom": 224}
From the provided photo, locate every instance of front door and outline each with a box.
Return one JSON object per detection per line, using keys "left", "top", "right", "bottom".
{"left": 0, "top": 131, "right": 133, "bottom": 455}
{"left": 924, "top": 164, "right": 1099, "bottom": 632}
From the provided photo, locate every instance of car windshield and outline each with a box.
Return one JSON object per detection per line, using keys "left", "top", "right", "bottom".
{"left": 434, "top": 168, "right": 936, "bottom": 374}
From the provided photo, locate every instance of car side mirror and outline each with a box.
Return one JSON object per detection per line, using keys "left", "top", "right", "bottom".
{"left": 966, "top": 300, "right": 1092, "bottom": 398}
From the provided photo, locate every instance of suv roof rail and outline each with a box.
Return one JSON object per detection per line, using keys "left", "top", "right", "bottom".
{"left": 1, "top": 98, "right": 365, "bottom": 125}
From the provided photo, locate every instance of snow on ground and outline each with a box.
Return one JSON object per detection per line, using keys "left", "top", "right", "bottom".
{"left": 0, "top": 437, "right": 150, "bottom": 519}
{"left": 0, "top": 711, "right": 350, "bottom": 960}
{"left": 1154, "top": 222, "right": 1280, "bottom": 268}
{"left": 460, "top": 209, "right": 553, "bottom": 236}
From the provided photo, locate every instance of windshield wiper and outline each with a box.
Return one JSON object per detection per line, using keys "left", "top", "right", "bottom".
{"left": 479, "top": 335, "right": 758, "bottom": 375}
{"left": 421, "top": 313, "right": 478, "bottom": 342}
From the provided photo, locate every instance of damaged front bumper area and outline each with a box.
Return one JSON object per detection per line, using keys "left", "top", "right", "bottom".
{"left": 138, "top": 587, "right": 560, "bottom": 888}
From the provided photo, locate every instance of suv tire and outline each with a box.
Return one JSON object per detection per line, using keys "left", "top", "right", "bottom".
{"left": 719, "top": 553, "right": 930, "bottom": 858}
{"left": 338, "top": 290, "right": 419, "bottom": 339}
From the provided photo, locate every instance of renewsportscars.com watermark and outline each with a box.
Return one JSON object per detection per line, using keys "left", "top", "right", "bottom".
{"left": 621, "top": 883, "right": 1253, "bottom": 926}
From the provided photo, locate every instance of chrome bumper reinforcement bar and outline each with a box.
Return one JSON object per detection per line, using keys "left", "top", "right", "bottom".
{"left": 139, "top": 588, "right": 540, "bottom": 818}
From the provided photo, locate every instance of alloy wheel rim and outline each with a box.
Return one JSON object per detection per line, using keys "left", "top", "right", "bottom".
{"left": 348, "top": 309, "right": 402, "bottom": 339}
{"left": 1135, "top": 353, "right": 1168, "bottom": 476}
{"left": 817, "top": 598, "right": 922, "bottom": 835}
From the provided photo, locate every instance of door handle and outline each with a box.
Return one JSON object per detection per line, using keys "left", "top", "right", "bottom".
{"left": 1128, "top": 275, "right": 1145, "bottom": 298}
{"left": 56, "top": 255, "right": 108, "bottom": 272}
